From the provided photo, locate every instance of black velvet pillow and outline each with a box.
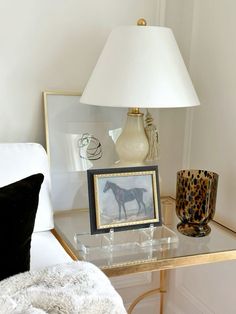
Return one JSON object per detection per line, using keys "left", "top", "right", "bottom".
{"left": 0, "top": 173, "right": 44, "bottom": 281}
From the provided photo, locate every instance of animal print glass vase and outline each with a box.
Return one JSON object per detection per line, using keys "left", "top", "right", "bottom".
{"left": 176, "top": 170, "right": 218, "bottom": 237}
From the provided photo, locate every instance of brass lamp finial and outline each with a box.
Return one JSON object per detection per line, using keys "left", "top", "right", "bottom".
{"left": 137, "top": 18, "right": 147, "bottom": 26}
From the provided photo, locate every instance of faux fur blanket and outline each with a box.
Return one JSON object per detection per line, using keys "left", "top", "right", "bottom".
{"left": 0, "top": 261, "right": 127, "bottom": 314}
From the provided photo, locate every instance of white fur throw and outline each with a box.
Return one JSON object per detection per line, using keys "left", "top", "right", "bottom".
{"left": 0, "top": 261, "right": 127, "bottom": 314}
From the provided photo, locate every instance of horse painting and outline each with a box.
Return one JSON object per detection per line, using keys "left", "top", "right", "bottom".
{"left": 103, "top": 180, "right": 147, "bottom": 220}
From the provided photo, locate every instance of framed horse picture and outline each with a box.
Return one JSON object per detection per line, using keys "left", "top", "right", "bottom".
{"left": 87, "top": 165, "right": 162, "bottom": 234}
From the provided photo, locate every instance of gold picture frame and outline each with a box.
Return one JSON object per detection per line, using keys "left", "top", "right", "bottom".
{"left": 87, "top": 165, "right": 162, "bottom": 234}
{"left": 43, "top": 90, "right": 126, "bottom": 211}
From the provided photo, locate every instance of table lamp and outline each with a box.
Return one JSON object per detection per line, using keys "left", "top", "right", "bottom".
{"left": 80, "top": 19, "right": 200, "bottom": 165}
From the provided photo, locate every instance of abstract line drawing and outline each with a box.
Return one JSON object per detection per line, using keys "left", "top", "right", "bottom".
{"left": 78, "top": 133, "right": 102, "bottom": 160}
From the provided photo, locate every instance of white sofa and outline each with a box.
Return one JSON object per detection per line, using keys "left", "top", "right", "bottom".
{"left": 0, "top": 143, "right": 126, "bottom": 313}
{"left": 0, "top": 143, "right": 72, "bottom": 269}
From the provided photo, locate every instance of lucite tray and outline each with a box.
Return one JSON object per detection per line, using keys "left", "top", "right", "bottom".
{"left": 74, "top": 225, "right": 178, "bottom": 263}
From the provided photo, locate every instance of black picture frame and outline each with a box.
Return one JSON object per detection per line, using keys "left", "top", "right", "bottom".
{"left": 87, "top": 165, "right": 162, "bottom": 234}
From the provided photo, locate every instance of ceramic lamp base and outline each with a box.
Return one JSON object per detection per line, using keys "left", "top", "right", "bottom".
{"left": 177, "top": 223, "right": 211, "bottom": 237}
{"left": 116, "top": 111, "right": 149, "bottom": 165}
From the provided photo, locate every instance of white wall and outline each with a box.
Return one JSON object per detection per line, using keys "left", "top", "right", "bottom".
{"left": 157, "top": 0, "right": 197, "bottom": 196}
{"left": 0, "top": 0, "right": 157, "bottom": 144}
{"left": 188, "top": 0, "right": 236, "bottom": 231}
{"left": 165, "top": 1, "right": 236, "bottom": 313}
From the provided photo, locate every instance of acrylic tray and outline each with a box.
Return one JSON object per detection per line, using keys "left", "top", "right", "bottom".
{"left": 74, "top": 225, "right": 178, "bottom": 263}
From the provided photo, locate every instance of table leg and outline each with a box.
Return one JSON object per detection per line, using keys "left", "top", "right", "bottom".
{"left": 160, "top": 270, "right": 167, "bottom": 314}
{"left": 127, "top": 270, "right": 167, "bottom": 314}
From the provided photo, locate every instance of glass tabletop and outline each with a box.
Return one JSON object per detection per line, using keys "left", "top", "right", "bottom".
{"left": 54, "top": 206, "right": 236, "bottom": 276}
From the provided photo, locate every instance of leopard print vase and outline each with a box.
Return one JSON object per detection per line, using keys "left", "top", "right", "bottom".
{"left": 176, "top": 170, "right": 218, "bottom": 237}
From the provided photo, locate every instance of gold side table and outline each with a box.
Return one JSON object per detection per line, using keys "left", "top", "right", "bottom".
{"left": 53, "top": 197, "right": 236, "bottom": 314}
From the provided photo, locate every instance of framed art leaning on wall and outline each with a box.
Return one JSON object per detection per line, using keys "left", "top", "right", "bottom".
{"left": 43, "top": 91, "right": 126, "bottom": 211}
{"left": 87, "top": 165, "right": 162, "bottom": 234}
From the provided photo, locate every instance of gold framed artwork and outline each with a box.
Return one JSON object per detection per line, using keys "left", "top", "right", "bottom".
{"left": 43, "top": 91, "right": 126, "bottom": 211}
{"left": 87, "top": 165, "right": 162, "bottom": 234}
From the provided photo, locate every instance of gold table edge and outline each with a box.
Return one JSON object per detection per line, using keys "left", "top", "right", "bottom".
{"left": 51, "top": 229, "right": 236, "bottom": 277}
{"left": 101, "top": 251, "right": 236, "bottom": 277}
{"left": 51, "top": 228, "right": 78, "bottom": 261}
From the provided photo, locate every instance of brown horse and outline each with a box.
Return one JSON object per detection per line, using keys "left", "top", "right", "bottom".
{"left": 103, "top": 181, "right": 147, "bottom": 220}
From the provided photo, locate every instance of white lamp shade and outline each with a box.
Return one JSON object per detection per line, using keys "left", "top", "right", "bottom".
{"left": 80, "top": 25, "right": 200, "bottom": 108}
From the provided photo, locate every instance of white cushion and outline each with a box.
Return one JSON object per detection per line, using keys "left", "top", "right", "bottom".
{"left": 0, "top": 143, "right": 54, "bottom": 232}
{"left": 30, "top": 231, "right": 72, "bottom": 270}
